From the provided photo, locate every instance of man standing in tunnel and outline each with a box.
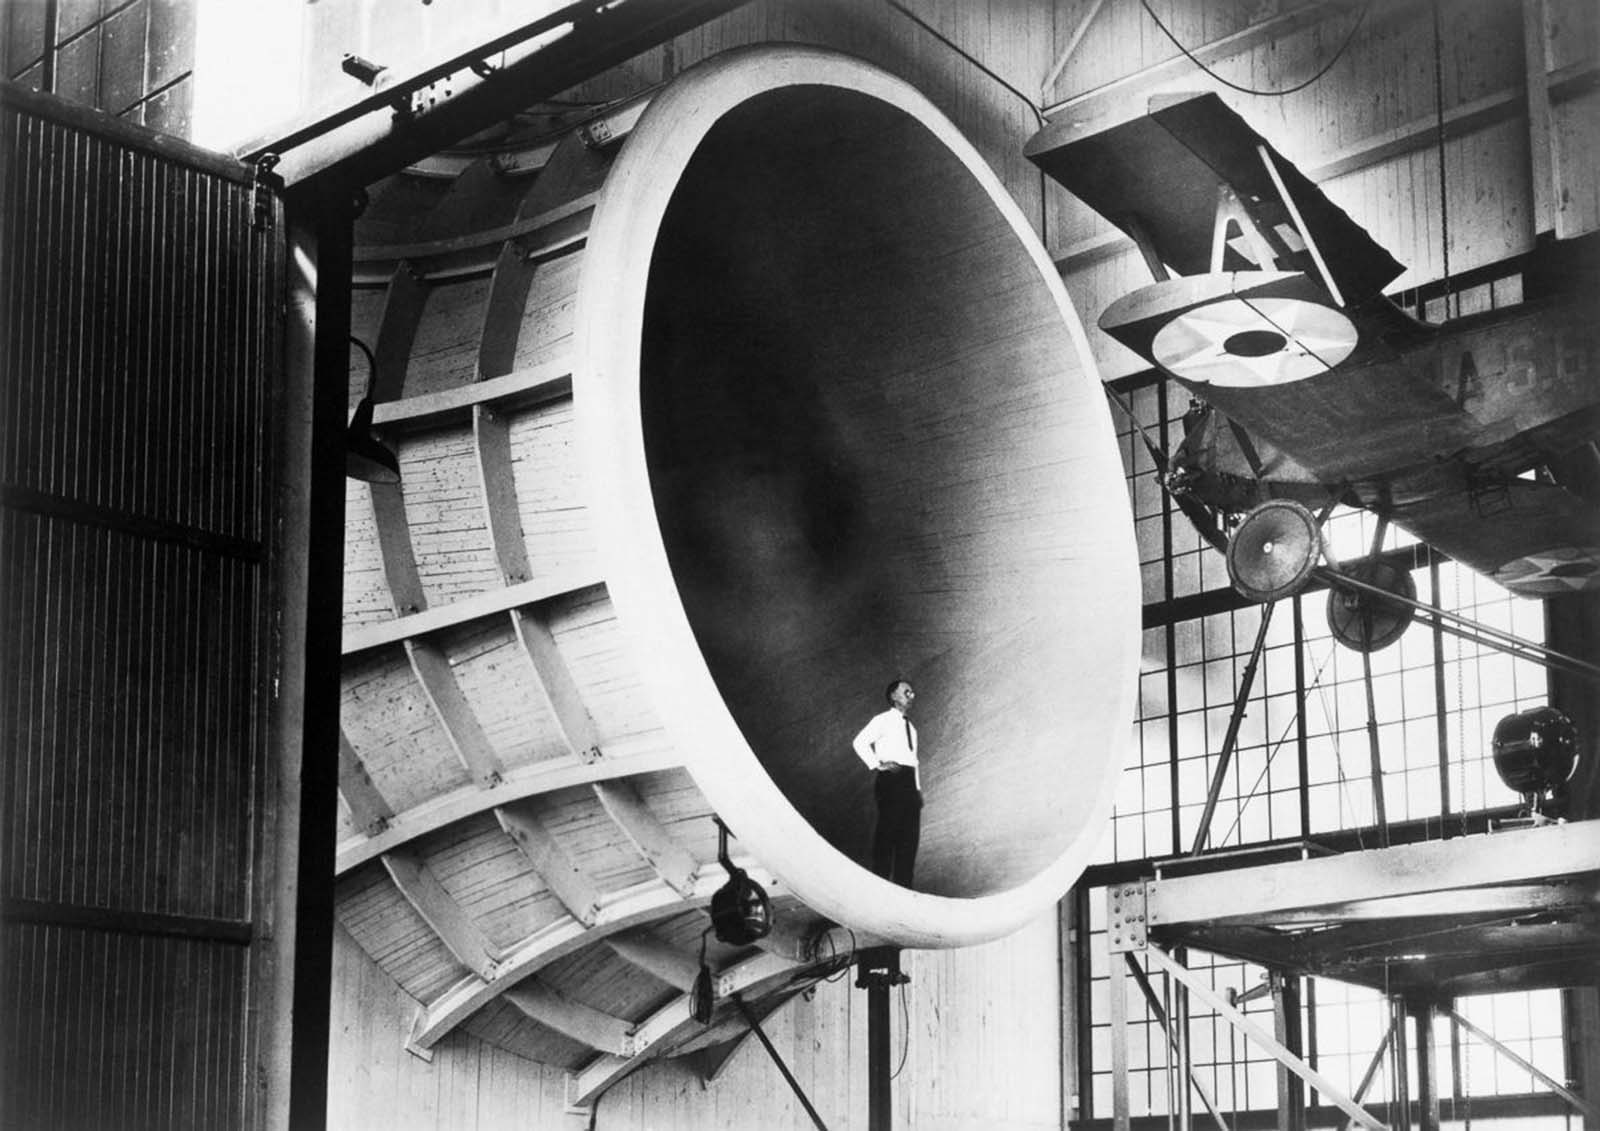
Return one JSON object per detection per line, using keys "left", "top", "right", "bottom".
{"left": 853, "top": 678, "right": 922, "bottom": 887}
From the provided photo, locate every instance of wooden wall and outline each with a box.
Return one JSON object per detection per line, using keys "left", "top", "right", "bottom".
{"left": 329, "top": 912, "right": 1063, "bottom": 1130}
{"left": 1046, "top": 0, "right": 1600, "bottom": 378}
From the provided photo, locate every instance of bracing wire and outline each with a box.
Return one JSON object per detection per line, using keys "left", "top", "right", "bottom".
{"left": 1139, "top": 0, "right": 1370, "bottom": 98}
{"left": 1219, "top": 639, "right": 1341, "bottom": 846}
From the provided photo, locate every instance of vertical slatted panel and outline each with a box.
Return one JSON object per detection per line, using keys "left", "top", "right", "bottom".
{"left": 0, "top": 90, "right": 281, "bottom": 1130}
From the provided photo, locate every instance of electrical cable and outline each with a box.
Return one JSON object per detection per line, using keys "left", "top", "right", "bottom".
{"left": 877, "top": 0, "right": 1053, "bottom": 249}
{"left": 881, "top": 0, "right": 1046, "bottom": 127}
{"left": 889, "top": 981, "right": 911, "bottom": 1080}
{"left": 1138, "top": 0, "right": 1370, "bottom": 98}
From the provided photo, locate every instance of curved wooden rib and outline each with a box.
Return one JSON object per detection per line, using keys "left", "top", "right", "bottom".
{"left": 496, "top": 801, "right": 603, "bottom": 926}
{"left": 570, "top": 949, "right": 814, "bottom": 1105}
{"left": 352, "top": 195, "right": 597, "bottom": 285}
{"left": 591, "top": 780, "right": 699, "bottom": 897}
{"left": 339, "top": 729, "right": 395, "bottom": 836}
{"left": 373, "top": 363, "right": 571, "bottom": 435}
{"left": 405, "top": 637, "right": 507, "bottom": 788}
{"left": 405, "top": 861, "right": 780, "bottom": 1055}
{"left": 342, "top": 570, "right": 599, "bottom": 656}
{"left": 337, "top": 747, "right": 681, "bottom": 875}
{"left": 506, "top": 979, "right": 635, "bottom": 1057}
{"left": 382, "top": 847, "right": 501, "bottom": 981}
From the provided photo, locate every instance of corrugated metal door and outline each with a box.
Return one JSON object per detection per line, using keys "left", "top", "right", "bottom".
{"left": 0, "top": 86, "right": 286, "bottom": 1129}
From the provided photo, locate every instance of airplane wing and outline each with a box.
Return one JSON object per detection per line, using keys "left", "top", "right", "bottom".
{"left": 1390, "top": 479, "right": 1600, "bottom": 596}
{"left": 1099, "top": 270, "right": 1473, "bottom": 485}
{"left": 1026, "top": 91, "right": 1404, "bottom": 304}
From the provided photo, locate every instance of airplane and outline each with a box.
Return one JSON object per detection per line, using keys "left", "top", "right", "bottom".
{"left": 1025, "top": 92, "right": 1600, "bottom": 655}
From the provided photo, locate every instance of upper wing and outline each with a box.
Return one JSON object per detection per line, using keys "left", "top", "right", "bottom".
{"left": 1390, "top": 479, "right": 1600, "bottom": 596}
{"left": 1025, "top": 91, "right": 1404, "bottom": 304}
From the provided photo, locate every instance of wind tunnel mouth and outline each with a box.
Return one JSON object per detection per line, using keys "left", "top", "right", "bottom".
{"left": 638, "top": 81, "right": 1128, "bottom": 902}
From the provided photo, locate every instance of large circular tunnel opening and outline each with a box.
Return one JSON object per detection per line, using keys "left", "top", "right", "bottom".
{"left": 638, "top": 82, "right": 1126, "bottom": 901}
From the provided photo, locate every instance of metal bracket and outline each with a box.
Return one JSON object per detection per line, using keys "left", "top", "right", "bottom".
{"left": 250, "top": 154, "right": 282, "bottom": 232}
{"left": 1107, "top": 882, "right": 1148, "bottom": 953}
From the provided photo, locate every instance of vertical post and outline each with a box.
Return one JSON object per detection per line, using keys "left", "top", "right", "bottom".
{"left": 1109, "top": 936, "right": 1131, "bottom": 1131}
{"left": 1392, "top": 997, "right": 1412, "bottom": 1131}
{"left": 1565, "top": 988, "right": 1600, "bottom": 1131}
{"left": 1275, "top": 972, "right": 1306, "bottom": 1131}
{"left": 857, "top": 947, "right": 905, "bottom": 1131}
{"left": 277, "top": 181, "right": 356, "bottom": 1131}
{"left": 1413, "top": 1001, "right": 1441, "bottom": 1131}
{"left": 868, "top": 982, "right": 891, "bottom": 1131}
{"left": 1060, "top": 894, "right": 1084, "bottom": 1127}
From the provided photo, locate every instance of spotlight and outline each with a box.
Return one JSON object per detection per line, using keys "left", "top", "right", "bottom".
{"left": 708, "top": 818, "right": 771, "bottom": 946}
{"left": 1492, "top": 706, "right": 1579, "bottom": 822}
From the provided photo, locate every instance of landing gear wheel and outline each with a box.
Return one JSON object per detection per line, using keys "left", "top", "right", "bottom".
{"left": 1326, "top": 561, "right": 1416, "bottom": 652}
{"left": 1226, "top": 499, "right": 1323, "bottom": 602}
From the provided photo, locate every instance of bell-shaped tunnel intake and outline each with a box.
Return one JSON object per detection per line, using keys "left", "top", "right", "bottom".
{"left": 580, "top": 46, "right": 1138, "bottom": 944}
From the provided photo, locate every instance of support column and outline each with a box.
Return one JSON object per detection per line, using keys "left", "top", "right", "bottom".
{"left": 1275, "top": 971, "right": 1306, "bottom": 1131}
{"left": 1412, "top": 1000, "right": 1441, "bottom": 1131}
{"left": 857, "top": 947, "right": 907, "bottom": 1131}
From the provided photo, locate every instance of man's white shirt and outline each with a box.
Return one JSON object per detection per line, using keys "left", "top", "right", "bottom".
{"left": 852, "top": 708, "right": 919, "bottom": 789}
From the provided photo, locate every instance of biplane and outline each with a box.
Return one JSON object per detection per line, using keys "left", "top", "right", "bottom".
{"left": 1026, "top": 93, "right": 1600, "bottom": 652}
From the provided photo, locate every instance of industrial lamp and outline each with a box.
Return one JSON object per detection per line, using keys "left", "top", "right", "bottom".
{"left": 708, "top": 818, "right": 771, "bottom": 946}
{"left": 347, "top": 337, "right": 401, "bottom": 484}
{"left": 1492, "top": 706, "right": 1580, "bottom": 822}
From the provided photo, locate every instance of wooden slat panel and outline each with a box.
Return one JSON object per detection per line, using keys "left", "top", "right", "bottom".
{"left": 405, "top": 638, "right": 506, "bottom": 788}
{"left": 382, "top": 849, "right": 500, "bottom": 981}
{"left": 591, "top": 780, "right": 700, "bottom": 896}
{"left": 2, "top": 922, "right": 249, "bottom": 1128}
{"left": 496, "top": 802, "right": 602, "bottom": 926}
{"left": 0, "top": 96, "right": 281, "bottom": 1127}
{"left": 395, "top": 426, "right": 503, "bottom": 611}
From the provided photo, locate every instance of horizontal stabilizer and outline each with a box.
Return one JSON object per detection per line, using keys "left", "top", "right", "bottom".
{"left": 1026, "top": 92, "right": 1404, "bottom": 304}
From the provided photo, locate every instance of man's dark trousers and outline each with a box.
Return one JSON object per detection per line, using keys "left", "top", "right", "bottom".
{"left": 872, "top": 766, "right": 921, "bottom": 887}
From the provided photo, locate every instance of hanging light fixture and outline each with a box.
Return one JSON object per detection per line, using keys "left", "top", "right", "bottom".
{"left": 347, "top": 337, "right": 401, "bottom": 484}
{"left": 708, "top": 817, "right": 771, "bottom": 946}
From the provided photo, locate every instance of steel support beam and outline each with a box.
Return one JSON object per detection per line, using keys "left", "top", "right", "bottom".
{"left": 1144, "top": 947, "right": 1388, "bottom": 1131}
{"left": 1449, "top": 1007, "right": 1600, "bottom": 1121}
{"left": 733, "top": 994, "right": 830, "bottom": 1131}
